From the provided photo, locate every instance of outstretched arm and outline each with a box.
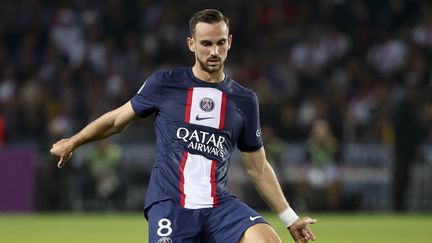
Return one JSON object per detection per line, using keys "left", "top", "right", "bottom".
{"left": 50, "top": 101, "right": 138, "bottom": 168}
{"left": 240, "top": 147, "right": 316, "bottom": 243}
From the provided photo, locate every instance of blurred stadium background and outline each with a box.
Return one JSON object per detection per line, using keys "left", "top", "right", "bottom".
{"left": 1, "top": 0, "right": 432, "bottom": 242}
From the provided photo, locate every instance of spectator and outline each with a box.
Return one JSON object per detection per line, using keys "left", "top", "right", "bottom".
{"left": 305, "top": 118, "right": 340, "bottom": 210}
{"left": 83, "top": 139, "right": 123, "bottom": 203}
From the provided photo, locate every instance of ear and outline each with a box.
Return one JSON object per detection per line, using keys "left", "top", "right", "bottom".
{"left": 187, "top": 37, "right": 195, "bottom": 52}
{"left": 227, "top": 34, "right": 233, "bottom": 50}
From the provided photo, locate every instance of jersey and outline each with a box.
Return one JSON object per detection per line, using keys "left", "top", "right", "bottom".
{"left": 130, "top": 67, "right": 263, "bottom": 214}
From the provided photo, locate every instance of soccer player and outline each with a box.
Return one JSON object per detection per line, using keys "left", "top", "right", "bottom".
{"left": 50, "top": 9, "right": 316, "bottom": 243}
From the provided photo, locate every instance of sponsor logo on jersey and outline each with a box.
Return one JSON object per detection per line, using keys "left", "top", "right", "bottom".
{"left": 157, "top": 237, "right": 173, "bottom": 243}
{"left": 195, "top": 114, "right": 214, "bottom": 121}
{"left": 177, "top": 127, "right": 226, "bottom": 158}
{"left": 199, "top": 97, "right": 215, "bottom": 112}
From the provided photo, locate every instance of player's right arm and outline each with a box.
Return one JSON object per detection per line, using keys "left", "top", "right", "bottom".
{"left": 50, "top": 101, "right": 138, "bottom": 168}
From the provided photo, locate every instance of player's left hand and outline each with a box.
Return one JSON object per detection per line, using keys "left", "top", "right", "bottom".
{"left": 288, "top": 217, "right": 316, "bottom": 243}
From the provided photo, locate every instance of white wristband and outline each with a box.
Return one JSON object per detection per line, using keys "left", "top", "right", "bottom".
{"left": 278, "top": 207, "right": 299, "bottom": 228}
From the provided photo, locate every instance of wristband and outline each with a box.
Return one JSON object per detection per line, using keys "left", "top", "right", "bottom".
{"left": 278, "top": 207, "right": 299, "bottom": 228}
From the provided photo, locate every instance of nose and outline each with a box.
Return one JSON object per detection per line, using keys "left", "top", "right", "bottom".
{"left": 210, "top": 45, "right": 219, "bottom": 56}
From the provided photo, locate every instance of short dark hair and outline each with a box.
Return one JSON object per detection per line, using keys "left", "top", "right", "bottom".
{"left": 189, "top": 9, "right": 230, "bottom": 36}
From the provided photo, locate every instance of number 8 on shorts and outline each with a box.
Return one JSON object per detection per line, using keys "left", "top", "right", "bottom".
{"left": 157, "top": 218, "right": 173, "bottom": 237}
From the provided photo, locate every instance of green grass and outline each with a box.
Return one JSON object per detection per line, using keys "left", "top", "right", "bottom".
{"left": 0, "top": 212, "right": 431, "bottom": 242}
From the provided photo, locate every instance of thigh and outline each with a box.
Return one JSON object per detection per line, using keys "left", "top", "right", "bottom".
{"left": 203, "top": 198, "right": 269, "bottom": 242}
{"left": 147, "top": 200, "right": 203, "bottom": 243}
{"left": 239, "top": 223, "right": 281, "bottom": 243}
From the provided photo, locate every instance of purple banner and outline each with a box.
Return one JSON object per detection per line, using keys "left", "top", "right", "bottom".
{"left": 0, "top": 149, "right": 35, "bottom": 212}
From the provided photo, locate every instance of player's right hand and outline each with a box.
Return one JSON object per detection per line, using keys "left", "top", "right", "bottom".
{"left": 50, "top": 139, "right": 74, "bottom": 168}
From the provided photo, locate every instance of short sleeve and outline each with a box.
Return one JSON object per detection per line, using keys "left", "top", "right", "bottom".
{"left": 237, "top": 92, "right": 263, "bottom": 152}
{"left": 130, "top": 72, "right": 164, "bottom": 118}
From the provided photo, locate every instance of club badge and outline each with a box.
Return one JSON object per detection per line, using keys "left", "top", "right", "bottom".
{"left": 200, "top": 97, "right": 215, "bottom": 112}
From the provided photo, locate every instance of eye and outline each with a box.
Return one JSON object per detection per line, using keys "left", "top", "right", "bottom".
{"left": 217, "top": 40, "right": 226, "bottom": 45}
{"left": 201, "top": 41, "right": 212, "bottom": 47}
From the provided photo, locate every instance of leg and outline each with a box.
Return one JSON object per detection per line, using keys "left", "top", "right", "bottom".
{"left": 239, "top": 223, "right": 281, "bottom": 243}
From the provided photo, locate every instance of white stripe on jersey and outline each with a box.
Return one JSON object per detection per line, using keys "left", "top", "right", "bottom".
{"left": 182, "top": 153, "right": 215, "bottom": 209}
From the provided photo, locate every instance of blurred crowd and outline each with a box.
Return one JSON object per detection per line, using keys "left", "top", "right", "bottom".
{"left": 1, "top": 0, "right": 432, "bottom": 211}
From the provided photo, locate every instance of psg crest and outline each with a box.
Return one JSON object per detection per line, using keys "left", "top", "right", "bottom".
{"left": 157, "top": 237, "right": 173, "bottom": 243}
{"left": 200, "top": 97, "right": 215, "bottom": 112}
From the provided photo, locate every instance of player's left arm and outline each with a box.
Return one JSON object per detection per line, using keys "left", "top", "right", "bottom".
{"left": 240, "top": 147, "right": 316, "bottom": 242}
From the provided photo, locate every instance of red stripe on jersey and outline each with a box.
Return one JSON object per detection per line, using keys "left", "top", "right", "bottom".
{"left": 218, "top": 93, "right": 227, "bottom": 130}
{"left": 211, "top": 160, "right": 218, "bottom": 207}
{"left": 185, "top": 88, "right": 194, "bottom": 123}
{"left": 179, "top": 151, "right": 188, "bottom": 207}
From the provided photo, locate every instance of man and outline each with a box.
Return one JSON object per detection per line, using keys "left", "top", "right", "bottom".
{"left": 50, "top": 9, "right": 316, "bottom": 243}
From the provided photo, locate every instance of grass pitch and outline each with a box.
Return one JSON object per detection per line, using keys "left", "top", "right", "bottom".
{"left": 0, "top": 212, "right": 431, "bottom": 242}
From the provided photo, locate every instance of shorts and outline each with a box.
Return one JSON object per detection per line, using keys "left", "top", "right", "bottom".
{"left": 147, "top": 197, "right": 268, "bottom": 243}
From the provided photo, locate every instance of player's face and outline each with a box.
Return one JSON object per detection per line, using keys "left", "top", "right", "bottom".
{"left": 188, "top": 21, "right": 232, "bottom": 74}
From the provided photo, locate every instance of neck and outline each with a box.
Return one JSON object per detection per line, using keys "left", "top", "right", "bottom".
{"left": 192, "top": 65, "right": 225, "bottom": 83}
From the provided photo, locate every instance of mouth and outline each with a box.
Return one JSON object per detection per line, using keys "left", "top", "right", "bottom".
{"left": 207, "top": 59, "right": 221, "bottom": 65}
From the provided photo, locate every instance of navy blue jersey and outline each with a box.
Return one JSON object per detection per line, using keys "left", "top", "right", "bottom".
{"left": 131, "top": 67, "right": 262, "bottom": 212}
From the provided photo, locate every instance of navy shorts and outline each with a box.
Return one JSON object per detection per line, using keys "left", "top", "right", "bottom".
{"left": 147, "top": 197, "right": 268, "bottom": 243}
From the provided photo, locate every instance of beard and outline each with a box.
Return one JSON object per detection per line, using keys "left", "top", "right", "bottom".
{"left": 197, "top": 56, "right": 224, "bottom": 74}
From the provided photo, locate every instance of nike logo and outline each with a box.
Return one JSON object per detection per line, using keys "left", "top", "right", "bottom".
{"left": 249, "top": 216, "right": 262, "bottom": 221}
{"left": 195, "top": 114, "right": 214, "bottom": 121}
